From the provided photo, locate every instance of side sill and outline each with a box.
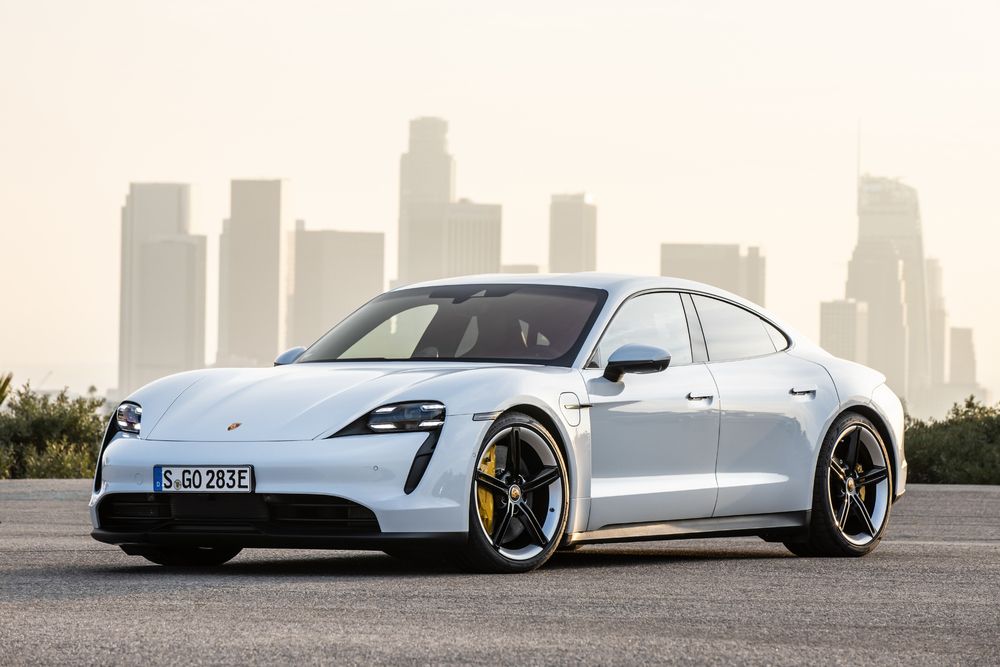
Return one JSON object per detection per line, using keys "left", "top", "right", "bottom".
{"left": 565, "top": 511, "right": 808, "bottom": 545}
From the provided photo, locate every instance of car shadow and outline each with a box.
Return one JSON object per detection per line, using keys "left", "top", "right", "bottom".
{"left": 93, "top": 542, "right": 793, "bottom": 578}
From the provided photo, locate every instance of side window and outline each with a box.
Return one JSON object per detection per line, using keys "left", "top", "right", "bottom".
{"left": 592, "top": 292, "right": 693, "bottom": 367}
{"left": 762, "top": 320, "right": 790, "bottom": 352}
{"left": 691, "top": 295, "right": 776, "bottom": 362}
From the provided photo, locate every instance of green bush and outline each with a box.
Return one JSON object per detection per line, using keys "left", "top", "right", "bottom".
{"left": 0, "top": 378, "right": 106, "bottom": 479}
{"left": 22, "top": 438, "right": 99, "bottom": 478}
{"left": 905, "top": 397, "right": 1000, "bottom": 485}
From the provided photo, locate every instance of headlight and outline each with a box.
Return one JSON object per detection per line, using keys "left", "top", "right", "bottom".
{"left": 366, "top": 402, "right": 445, "bottom": 432}
{"left": 115, "top": 402, "right": 142, "bottom": 434}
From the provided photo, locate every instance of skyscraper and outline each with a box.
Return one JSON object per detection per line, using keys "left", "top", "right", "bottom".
{"left": 396, "top": 118, "right": 502, "bottom": 284}
{"left": 820, "top": 299, "right": 868, "bottom": 365}
{"left": 287, "top": 223, "right": 385, "bottom": 347}
{"left": 217, "top": 179, "right": 294, "bottom": 367}
{"left": 118, "top": 183, "right": 206, "bottom": 396}
{"left": 660, "top": 244, "right": 766, "bottom": 305}
{"left": 854, "top": 176, "right": 931, "bottom": 401}
{"left": 549, "top": 194, "right": 596, "bottom": 273}
{"left": 397, "top": 117, "right": 455, "bottom": 285}
{"left": 949, "top": 327, "right": 977, "bottom": 386}
{"left": 845, "top": 238, "right": 908, "bottom": 396}
{"left": 444, "top": 200, "right": 502, "bottom": 277}
{"left": 925, "top": 258, "right": 947, "bottom": 387}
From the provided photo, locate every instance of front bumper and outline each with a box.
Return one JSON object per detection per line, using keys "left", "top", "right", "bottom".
{"left": 90, "top": 416, "right": 489, "bottom": 545}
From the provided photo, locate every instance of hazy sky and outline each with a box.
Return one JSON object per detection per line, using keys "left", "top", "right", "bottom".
{"left": 1, "top": 0, "right": 998, "bottom": 399}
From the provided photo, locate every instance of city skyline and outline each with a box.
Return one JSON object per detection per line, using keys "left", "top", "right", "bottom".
{"left": 104, "top": 123, "right": 987, "bottom": 416}
{"left": 2, "top": 2, "right": 998, "bottom": 405}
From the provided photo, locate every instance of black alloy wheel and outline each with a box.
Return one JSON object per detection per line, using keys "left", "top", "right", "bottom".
{"left": 457, "top": 411, "right": 569, "bottom": 573}
{"left": 785, "top": 412, "right": 893, "bottom": 557}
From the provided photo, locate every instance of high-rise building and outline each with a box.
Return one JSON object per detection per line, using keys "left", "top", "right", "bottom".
{"left": 660, "top": 244, "right": 766, "bottom": 305}
{"left": 925, "top": 258, "right": 947, "bottom": 387}
{"left": 217, "top": 179, "right": 294, "bottom": 367}
{"left": 845, "top": 238, "right": 908, "bottom": 396}
{"left": 118, "top": 183, "right": 206, "bottom": 396}
{"left": 444, "top": 200, "right": 502, "bottom": 277}
{"left": 949, "top": 327, "right": 977, "bottom": 386}
{"left": 396, "top": 118, "right": 503, "bottom": 284}
{"left": 397, "top": 117, "right": 455, "bottom": 285}
{"left": 287, "top": 223, "right": 385, "bottom": 347}
{"left": 855, "top": 176, "right": 931, "bottom": 400}
{"left": 549, "top": 194, "right": 596, "bottom": 273}
{"left": 923, "top": 326, "right": 990, "bottom": 417}
{"left": 820, "top": 299, "right": 869, "bottom": 365}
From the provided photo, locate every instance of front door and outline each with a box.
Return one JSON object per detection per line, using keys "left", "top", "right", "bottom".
{"left": 584, "top": 292, "right": 720, "bottom": 530}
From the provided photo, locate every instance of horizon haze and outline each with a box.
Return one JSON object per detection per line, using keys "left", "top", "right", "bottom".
{"left": 1, "top": 1, "right": 998, "bottom": 404}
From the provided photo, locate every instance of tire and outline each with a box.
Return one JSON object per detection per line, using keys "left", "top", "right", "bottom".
{"left": 785, "top": 412, "right": 893, "bottom": 557}
{"left": 455, "top": 411, "right": 570, "bottom": 573}
{"left": 131, "top": 545, "right": 242, "bottom": 567}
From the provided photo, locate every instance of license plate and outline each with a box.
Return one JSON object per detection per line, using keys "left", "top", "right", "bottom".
{"left": 153, "top": 465, "right": 254, "bottom": 493}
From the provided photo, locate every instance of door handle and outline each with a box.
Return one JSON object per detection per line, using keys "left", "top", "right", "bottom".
{"left": 687, "top": 391, "right": 714, "bottom": 401}
{"left": 790, "top": 385, "right": 817, "bottom": 396}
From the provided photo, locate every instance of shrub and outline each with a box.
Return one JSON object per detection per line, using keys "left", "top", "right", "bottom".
{"left": 0, "top": 379, "right": 106, "bottom": 479}
{"left": 22, "top": 438, "right": 99, "bottom": 478}
{"left": 904, "top": 397, "right": 1000, "bottom": 485}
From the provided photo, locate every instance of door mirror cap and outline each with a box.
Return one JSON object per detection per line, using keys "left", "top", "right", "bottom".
{"left": 274, "top": 346, "right": 307, "bottom": 366}
{"left": 603, "top": 344, "right": 671, "bottom": 382}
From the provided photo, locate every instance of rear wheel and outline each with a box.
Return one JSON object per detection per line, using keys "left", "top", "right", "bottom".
{"left": 785, "top": 413, "right": 893, "bottom": 557}
{"left": 130, "top": 545, "right": 242, "bottom": 567}
{"left": 456, "top": 412, "right": 569, "bottom": 573}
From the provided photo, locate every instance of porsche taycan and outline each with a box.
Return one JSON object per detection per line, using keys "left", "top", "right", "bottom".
{"left": 91, "top": 274, "right": 906, "bottom": 572}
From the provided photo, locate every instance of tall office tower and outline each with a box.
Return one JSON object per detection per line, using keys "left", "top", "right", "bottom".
{"left": 397, "top": 117, "right": 456, "bottom": 285}
{"left": 660, "top": 244, "right": 766, "bottom": 305}
{"left": 820, "top": 299, "right": 869, "bottom": 365}
{"left": 949, "top": 327, "right": 977, "bottom": 386}
{"left": 855, "top": 176, "right": 931, "bottom": 400}
{"left": 549, "top": 194, "right": 597, "bottom": 273}
{"left": 501, "top": 264, "right": 540, "bottom": 273}
{"left": 443, "top": 199, "right": 502, "bottom": 277}
{"left": 845, "top": 238, "right": 908, "bottom": 396}
{"left": 217, "top": 180, "right": 294, "bottom": 367}
{"left": 118, "top": 183, "right": 206, "bottom": 396}
{"left": 742, "top": 246, "right": 766, "bottom": 307}
{"left": 287, "top": 223, "right": 385, "bottom": 347}
{"left": 925, "top": 258, "right": 947, "bottom": 386}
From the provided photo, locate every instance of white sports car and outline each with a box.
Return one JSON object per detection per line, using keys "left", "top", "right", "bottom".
{"left": 92, "top": 274, "right": 906, "bottom": 572}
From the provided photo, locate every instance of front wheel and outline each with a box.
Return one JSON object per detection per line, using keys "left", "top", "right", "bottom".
{"left": 785, "top": 413, "right": 893, "bottom": 557}
{"left": 456, "top": 412, "right": 569, "bottom": 573}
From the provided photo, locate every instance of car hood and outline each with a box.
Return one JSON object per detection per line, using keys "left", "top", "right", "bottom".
{"left": 143, "top": 363, "right": 487, "bottom": 442}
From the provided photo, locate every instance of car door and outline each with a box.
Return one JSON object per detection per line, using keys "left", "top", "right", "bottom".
{"left": 689, "top": 294, "right": 839, "bottom": 518}
{"left": 583, "top": 291, "right": 720, "bottom": 530}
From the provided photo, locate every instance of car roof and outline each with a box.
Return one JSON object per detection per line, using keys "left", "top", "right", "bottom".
{"left": 400, "top": 272, "right": 742, "bottom": 307}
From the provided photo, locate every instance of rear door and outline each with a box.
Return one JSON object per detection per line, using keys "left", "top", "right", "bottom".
{"left": 690, "top": 294, "right": 839, "bottom": 517}
{"left": 584, "top": 291, "right": 720, "bottom": 529}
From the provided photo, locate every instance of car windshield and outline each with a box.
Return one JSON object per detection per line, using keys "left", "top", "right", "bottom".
{"left": 297, "top": 284, "right": 607, "bottom": 366}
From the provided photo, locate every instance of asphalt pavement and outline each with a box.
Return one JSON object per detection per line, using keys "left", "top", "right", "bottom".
{"left": 1, "top": 480, "right": 998, "bottom": 665}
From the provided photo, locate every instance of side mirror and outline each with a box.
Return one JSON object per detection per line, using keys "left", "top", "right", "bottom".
{"left": 274, "top": 346, "right": 307, "bottom": 366}
{"left": 603, "top": 344, "right": 671, "bottom": 382}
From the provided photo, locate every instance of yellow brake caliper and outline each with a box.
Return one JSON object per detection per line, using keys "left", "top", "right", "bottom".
{"left": 478, "top": 445, "right": 496, "bottom": 534}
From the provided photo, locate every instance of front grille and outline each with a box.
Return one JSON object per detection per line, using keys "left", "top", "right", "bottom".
{"left": 98, "top": 493, "right": 380, "bottom": 534}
